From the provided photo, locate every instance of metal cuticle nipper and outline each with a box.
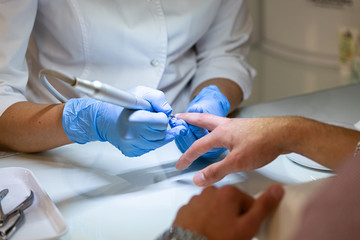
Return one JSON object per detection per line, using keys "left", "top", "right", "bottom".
{"left": 0, "top": 189, "right": 9, "bottom": 224}
{"left": 0, "top": 190, "right": 35, "bottom": 240}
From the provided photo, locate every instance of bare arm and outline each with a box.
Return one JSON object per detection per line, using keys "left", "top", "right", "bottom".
{"left": 191, "top": 78, "right": 244, "bottom": 113}
{"left": 0, "top": 102, "right": 72, "bottom": 152}
{"left": 175, "top": 114, "right": 360, "bottom": 186}
{"left": 283, "top": 117, "right": 359, "bottom": 169}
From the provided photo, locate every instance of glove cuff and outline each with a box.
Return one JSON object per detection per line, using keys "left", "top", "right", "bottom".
{"left": 62, "top": 98, "right": 103, "bottom": 144}
{"left": 201, "top": 85, "right": 230, "bottom": 116}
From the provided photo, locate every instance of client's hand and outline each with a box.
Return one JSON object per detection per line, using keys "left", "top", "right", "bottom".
{"left": 174, "top": 85, "right": 230, "bottom": 159}
{"left": 175, "top": 113, "right": 289, "bottom": 186}
{"left": 173, "top": 184, "right": 284, "bottom": 240}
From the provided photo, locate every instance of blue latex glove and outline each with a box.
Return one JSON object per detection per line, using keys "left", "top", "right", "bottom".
{"left": 174, "top": 85, "right": 230, "bottom": 159}
{"left": 62, "top": 86, "right": 186, "bottom": 157}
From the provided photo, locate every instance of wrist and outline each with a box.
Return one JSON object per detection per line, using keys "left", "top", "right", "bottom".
{"left": 193, "top": 85, "right": 230, "bottom": 117}
{"left": 281, "top": 116, "right": 324, "bottom": 156}
{"left": 212, "top": 85, "right": 231, "bottom": 116}
{"left": 62, "top": 98, "right": 104, "bottom": 144}
{"left": 157, "top": 226, "right": 207, "bottom": 240}
{"left": 277, "top": 116, "right": 308, "bottom": 155}
{"left": 192, "top": 79, "right": 243, "bottom": 113}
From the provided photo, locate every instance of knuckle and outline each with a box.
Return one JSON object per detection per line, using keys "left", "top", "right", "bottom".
{"left": 179, "top": 157, "right": 191, "bottom": 166}
{"left": 188, "top": 195, "right": 200, "bottom": 204}
{"left": 232, "top": 159, "right": 243, "bottom": 170}
{"left": 149, "top": 131, "right": 166, "bottom": 141}
{"left": 177, "top": 205, "right": 188, "bottom": 213}
{"left": 149, "top": 89, "right": 164, "bottom": 99}
{"left": 227, "top": 153, "right": 244, "bottom": 170}
{"left": 157, "top": 112, "right": 168, "bottom": 123}
{"left": 216, "top": 123, "right": 228, "bottom": 132}
{"left": 218, "top": 185, "right": 239, "bottom": 199}
{"left": 203, "top": 167, "right": 223, "bottom": 182}
{"left": 201, "top": 186, "right": 217, "bottom": 195}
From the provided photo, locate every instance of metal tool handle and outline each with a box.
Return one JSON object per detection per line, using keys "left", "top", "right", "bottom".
{"left": 0, "top": 190, "right": 34, "bottom": 240}
{"left": 75, "top": 78, "right": 152, "bottom": 111}
{"left": 0, "top": 210, "right": 24, "bottom": 240}
{"left": 39, "top": 69, "right": 153, "bottom": 111}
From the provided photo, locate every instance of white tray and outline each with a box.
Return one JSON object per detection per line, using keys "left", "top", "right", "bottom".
{"left": 0, "top": 167, "right": 68, "bottom": 240}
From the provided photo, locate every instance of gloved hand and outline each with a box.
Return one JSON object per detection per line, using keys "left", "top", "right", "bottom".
{"left": 62, "top": 86, "right": 186, "bottom": 157}
{"left": 174, "top": 85, "right": 230, "bottom": 159}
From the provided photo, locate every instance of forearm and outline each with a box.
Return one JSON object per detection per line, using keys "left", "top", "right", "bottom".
{"left": 283, "top": 117, "right": 360, "bottom": 169}
{"left": 191, "top": 78, "right": 243, "bottom": 113}
{"left": 0, "top": 102, "right": 72, "bottom": 152}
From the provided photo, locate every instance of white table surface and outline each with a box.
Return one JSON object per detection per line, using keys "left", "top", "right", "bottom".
{"left": 0, "top": 83, "right": 359, "bottom": 240}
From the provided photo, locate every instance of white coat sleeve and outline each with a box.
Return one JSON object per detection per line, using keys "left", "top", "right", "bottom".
{"left": 191, "top": 0, "right": 255, "bottom": 100}
{"left": 0, "top": 0, "right": 38, "bottom": 116}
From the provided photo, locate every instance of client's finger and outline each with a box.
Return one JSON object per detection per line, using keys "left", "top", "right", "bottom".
{"left": 176, "top": 132, "right": 223, "bottom": 170}
{"left": 175, "top": 113, "right": 226, "bottom": 132}
{"left": 241, "top": 185, "right": 284, "bottom": 233}
{"left": 192, "top": 152, "right": 239, "bottom": 186}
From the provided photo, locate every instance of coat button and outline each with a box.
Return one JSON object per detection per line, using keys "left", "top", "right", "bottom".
{"left": 150, "top": 59, "right": 159, "bottom": 67}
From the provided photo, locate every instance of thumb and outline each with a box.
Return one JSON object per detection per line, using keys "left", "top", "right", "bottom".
{"left": 192, "top": 157, "right": 235, "bottom": 186}
{"left": 240, "top": 185, "right": 284, "bottom": 233}
{"left": 145, "top": 91, "right": 172, "bottom": 115}
{"left": 132, "top": 86, "right": 172, "bottom": 115}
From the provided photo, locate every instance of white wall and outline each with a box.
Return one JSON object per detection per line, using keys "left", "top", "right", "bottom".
{"left": 242, "top": 0, "right": 358, "bottom": 107}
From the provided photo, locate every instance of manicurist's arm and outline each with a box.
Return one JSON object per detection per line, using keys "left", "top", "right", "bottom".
{"left": 0, "top": 102, "right": 70, "bottom": 152}
{"left": 0, "top": 87, "right": 186, "bottom": 156}
{"left": 191, "top": 78, "right": 243, "bottom": 113}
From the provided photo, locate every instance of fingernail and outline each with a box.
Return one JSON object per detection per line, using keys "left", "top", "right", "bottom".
{"left": 180, "top": 129, "right": 187, "bottom": 136}
{"left": 270, "top": 186, "right": 284, "bottom": 200}
{"left": 193, "top": 172, "right": 206, "bottom": 186}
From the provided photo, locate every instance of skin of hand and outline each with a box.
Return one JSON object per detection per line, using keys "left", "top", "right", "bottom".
{"left": 172, "top": 78, "right": 243, "bottom": 159}
{"left": 173, "top": 184, "right": 284, "bottom": 240}
{"left": 0, "top": 86, "right": 185, "bottom": 154}
{"left": 174, "top": 85, "right": 230, "bottom": 159}
{"left": 0, "top": 79, "right": 241, "bottom": 153}
{"left": 175, "top": 113, "right": 360, "bottom": 186}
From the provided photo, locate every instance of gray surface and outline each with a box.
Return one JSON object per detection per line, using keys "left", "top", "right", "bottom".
{"left": 232, "top": 83, "right": 360, "bottom": 124}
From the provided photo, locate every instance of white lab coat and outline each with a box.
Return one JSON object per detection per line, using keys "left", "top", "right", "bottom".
{"left": 0, "top": 0, "right": 254, "bottom": 115}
